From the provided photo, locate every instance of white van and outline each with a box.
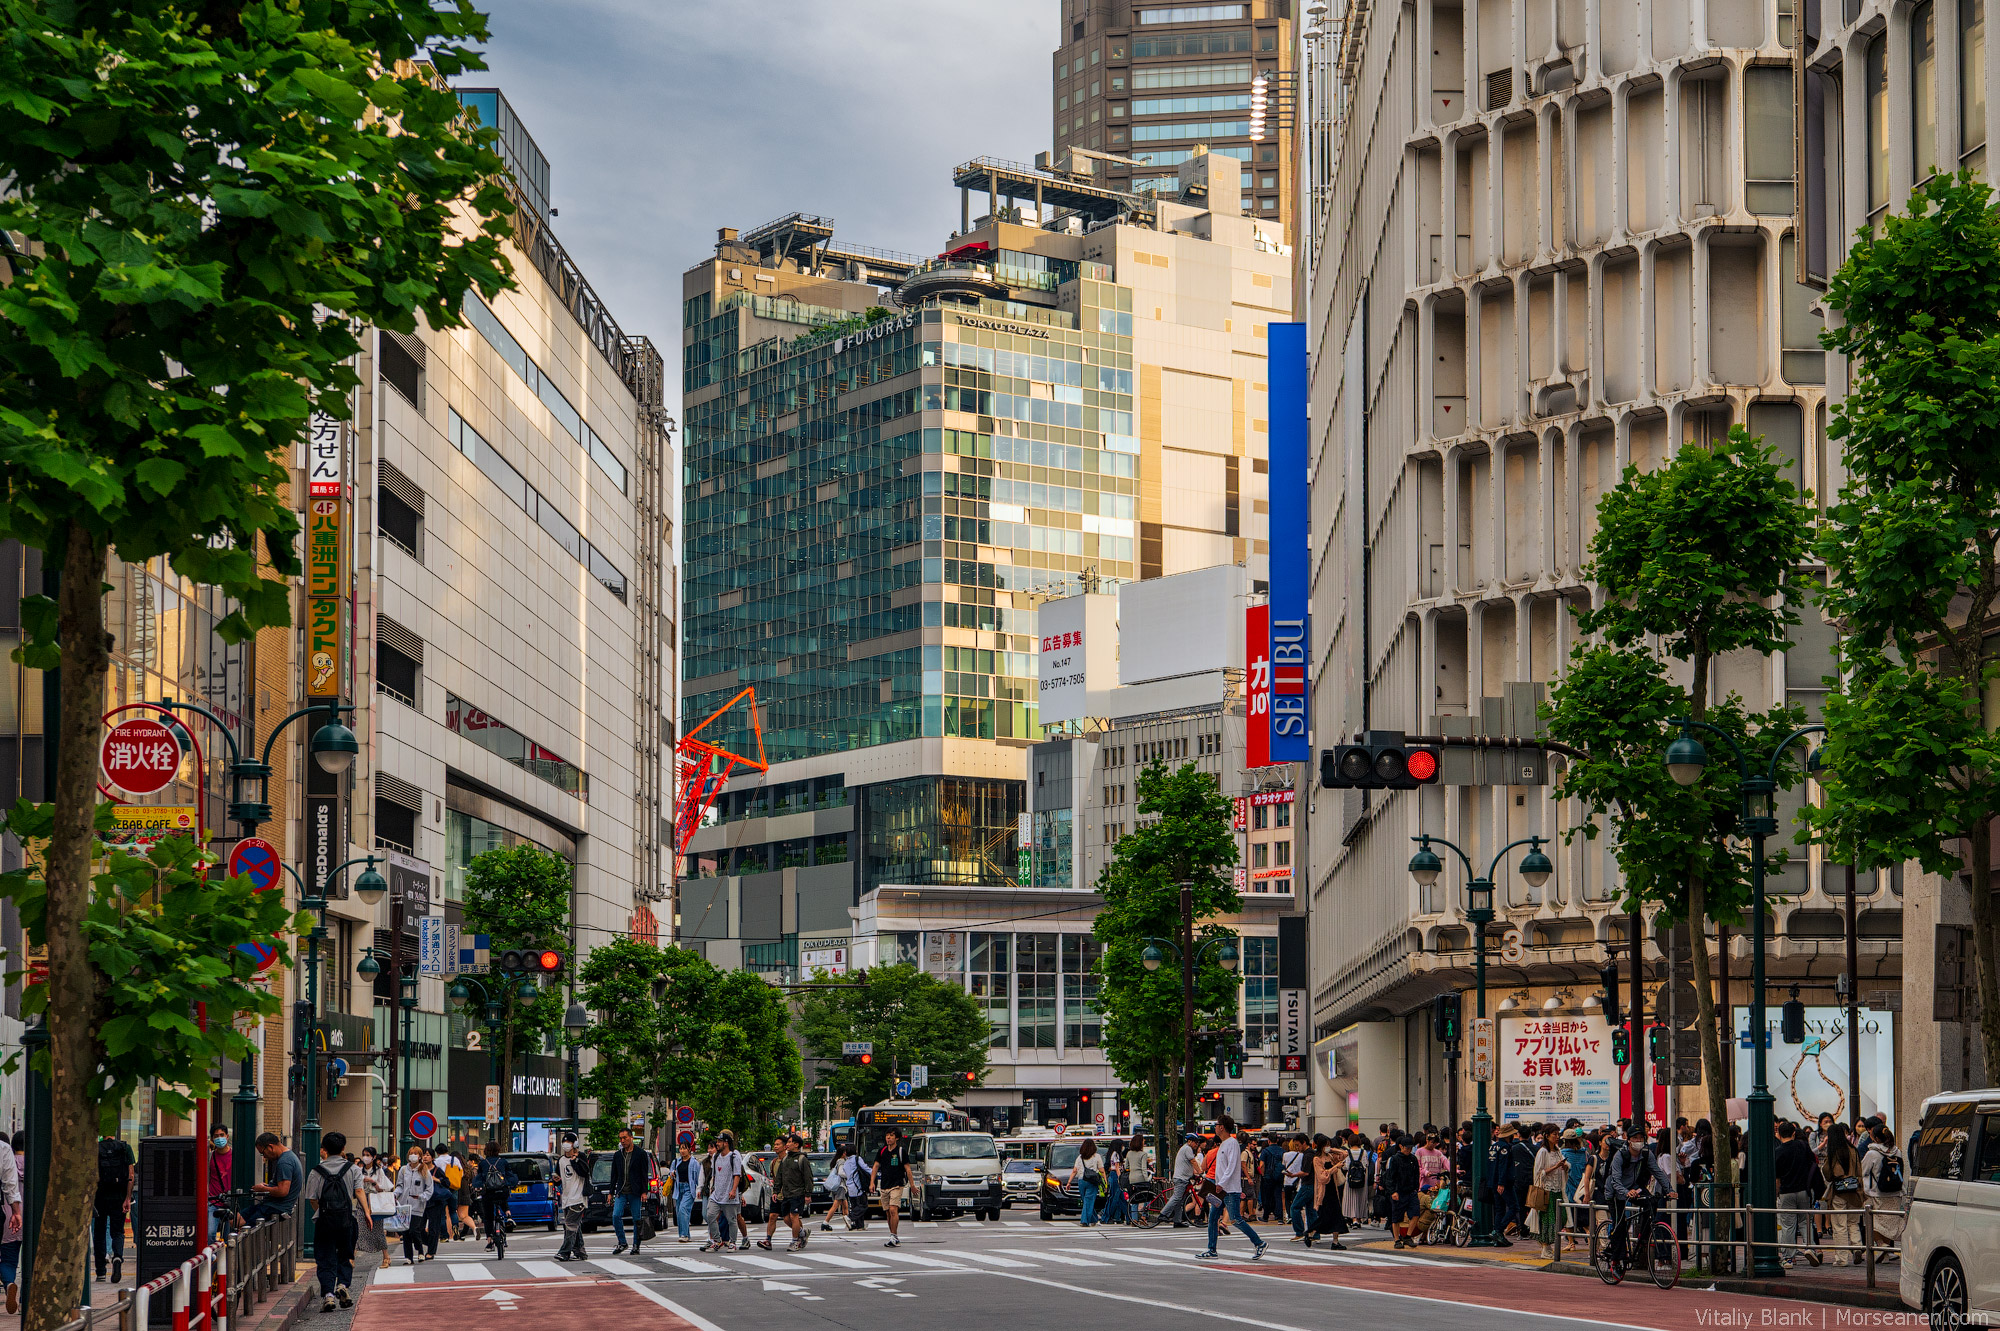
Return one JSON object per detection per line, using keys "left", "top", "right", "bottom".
{"left": 1901, "top": 1089, "right": 2000, "bottom": 1324}
{"left": 906, "top": 1131, "right": 1004, "bottom": 1221}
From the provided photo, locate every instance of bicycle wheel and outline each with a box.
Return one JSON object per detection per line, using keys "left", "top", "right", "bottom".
{"left": 1132, "top": 1195, "right": 1162, "bottom": 1230}
{"left": 1593, "top": 1220, "right": 1624, "bottom": 1285}
{"left": 1649, "top": 1221, "right": 1680, "bottom": 1290}
{"left": 1450, "top": 1211, "right": 1473, "bottom": 1248}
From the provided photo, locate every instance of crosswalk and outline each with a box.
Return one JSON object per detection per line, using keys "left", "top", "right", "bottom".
{"left": 370, "top": 1231, "right": 1439, "bottom": 1288}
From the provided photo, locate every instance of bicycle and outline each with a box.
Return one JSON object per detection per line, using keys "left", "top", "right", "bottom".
{"left": 1131, "top": 1182, "right": 1191, "bottom": 1230}
{"left": 1593, "top": 1194, "right": 1679, "bottom": 1290}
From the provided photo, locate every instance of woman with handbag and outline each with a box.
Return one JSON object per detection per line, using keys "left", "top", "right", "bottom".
{"left": 393, "top": 1147, "right": 433, "bottom": 1265}
{"left": 1070, "top": 1139, "right": 1105, "bottom": 1227}
{"left": 356, "top": 1147, "right": 395, "bottom": 1253}
{"left": 1309, "top": 1137, "right": 1347, "bottom": 1248}
{"left": 1530, "top": 1126, "right": 1568, "bottom": 1260}
{"left": 1822, "top": 1124, "right": 1865, "bottom": 1265}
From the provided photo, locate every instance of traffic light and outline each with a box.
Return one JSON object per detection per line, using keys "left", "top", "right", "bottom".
{"left": 1781, "top": 988, "right": 1806, "bottom": 1044}
{"left": 1319, "top": 731, "right": 1441, "bottom": 790}
{"left": 1432, "top": 992, "right": 1462, "bottom": 1044}
{"left": 1611, "top": 1028, "right": 1630, "bottom": 1067}
{"left": 500, "top": 948, "right": 567, "bottom": 978}
{"left": 1226, "top": 1044, "right": 1243, "bottom": 1079}
{"left": 1647, "top": 1025, "right": 1666, "bottom": 1066}
{"left": 1214, "top": 1050, "right": 1230, "bottom": 1080}
{"left": 1597, "top": 963, "right": 1623, "bottom": 1027}
{"left": 841, "top": 1051, "right": 874, "bottom": 1067}
{"left": 963, "top": 1070, "right": 977, "bottom": 1083}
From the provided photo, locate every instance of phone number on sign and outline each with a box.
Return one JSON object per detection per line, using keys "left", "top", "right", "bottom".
{"left": 1040, "top": 675, "right": 1086, "bottom": 692}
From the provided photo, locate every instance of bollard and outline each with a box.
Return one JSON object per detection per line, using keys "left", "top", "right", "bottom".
{"left": 170, "top": 1264, "right": 190, "bottom": 1331}
{"left": 212, "top": 1237, "right": 227, "bottom": 1331}
{"left": 194, "top": 1251, "right": 210, "bottom": 1331}
{"left": 1864, "top": 1205, "right": 1876, "bottom": 1289}
{"left": 131, "top": 1279, "right": 150, "bottom": 1331}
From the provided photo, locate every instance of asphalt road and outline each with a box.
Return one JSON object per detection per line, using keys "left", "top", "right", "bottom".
{"left": 344, "top": 1212, "right": 1908, "bottom": 1331}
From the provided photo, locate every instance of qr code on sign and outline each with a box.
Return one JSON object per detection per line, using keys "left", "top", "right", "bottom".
{"left": 1555, "top": 1083, "right": 1576, "bottom": 1105}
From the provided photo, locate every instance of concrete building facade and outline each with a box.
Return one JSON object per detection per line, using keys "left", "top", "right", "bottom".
{"left": 1301, "top": 0, "right": 1905, "bottom": 1133}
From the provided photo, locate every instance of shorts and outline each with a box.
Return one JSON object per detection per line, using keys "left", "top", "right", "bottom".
{"left": 878, "top": 1186, "right": 906, "bottom": 1210}
{"left": 772, "top": 1196, "right": 804, "bottom": 1218}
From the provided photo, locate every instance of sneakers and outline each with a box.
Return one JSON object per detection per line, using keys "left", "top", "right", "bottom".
{"left": 613, "top": 1243, "right": 628, "bottom": 1255}
{"left": 788, "top": 1241, "right": 807, "bottom": 1252}
{"left": 1252, "top": 1243, "right": 1268, "bottom": 1260}
{"left": 756, "top": 1239, "right": 773, "bottom": 1251}
{"left": 821, "top": 1222, "right": 833, "bottom": 1232}
{"left": 335, "top": 1287, "right": 352, "bottom": 1309}
{"left": 885, "top": 1237, "right": 901, "bottom": 1248}
{"left": 1194, "top": 1250, "right": 1219, "bottom": 1260}
{"left": 322, "top": 1295, "right": 337, "bottom": 1312}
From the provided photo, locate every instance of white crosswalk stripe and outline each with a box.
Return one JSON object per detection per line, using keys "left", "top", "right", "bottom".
{"left": 655, "top": 1255, "right": 730, "bottom": 1272}
{"left": 872, "top": 1250, "right": 973, "bottom": 1270}
{"left": 589, "top": 1258, "right": 651, "bottom": 1275}
{"left": 373, "top": 1266, "right": 414, "bottom": 1286}
{"left": 996, "top": 1248, "right": 1111, "bottom": 1266}
{"left": 793, "top": 1251, "right": 893, "bottom": 1270}
{"left": 446, "top": 1263, "right": 495, "bottom": 1281}
{"left": 1076, "top": 1249, "right": 1180, "bottom": 1265}
{"left": 950, "top": 1251, "right": 1036, "bottom": 1268}
{"left": 725, "top": 1253, "right": 813, "bottom": 1271}
{"left": 518, "top": 1261, "right": 572, "bottom": 1279}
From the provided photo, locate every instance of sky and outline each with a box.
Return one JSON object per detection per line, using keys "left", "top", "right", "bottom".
{"left": 471, "top": 0, "right": 1061, "bottom": 426}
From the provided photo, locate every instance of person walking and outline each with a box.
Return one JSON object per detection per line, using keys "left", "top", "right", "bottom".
{"left": 761, "top": 1134, "right": 813, "bottom": 1251}
{"left": 1861, "top": 1123, "right": 1905, "bottom": 1257}
{"left": 1124, "top": 1134, "right": 1152, "bottom": 1220}
{"left": 872, "top": 1127, "right": 911, "bottom": 1248}
{"left": 1284, "top": 1134, "right": 1312, "bottom": 1239}
{"left": 304, "top": 1132, "right": 365, "bottom": 1312}
{"left": 1104, "top": 1136, "right": 1128, "bottom": 1224}
{"left": 820, "top": 1144, "right": 851, "bottom": 1233}
{"left": 554, "top": 1134, "right": 593, "bottom": 1262}
{"left": 430, "top": 1142, "right": 463, "bottom": 1241}
{"left": 1341, "top": 1131, "right": 1371, "bottom": 1228}
{"left": 421, "top": 1149, "right": 452, "bottom": 1260}
{"left": 608, "top": 1127, "right": 652, "bottom": 1256}
{"left": 1071, "top": 1139, "right": 1104, "bottom": 1227}
{"left": 1822, "top": 1122, "right": 1865, "bottom": 1265}
{"left": 0, "top": 1129, "right": 18, "bottom": 1314}
{"left": 841, "top": 1143, "right": 870, "bottom": 1231}
{"left": 672, "top": 1142, "right": 704, "bottom": 1242}
{"left": 1308, "top": 1136, "right": 1345, "bottom": 1248}
{"left": 1161, "top": 1132, "right": 1199, "bottom": 1228}
{"left": 703, "top": 1132, "right": 745, "bottom": 1253}
{"left": 1532, "top": 1126, "right": 1570, "bottom": 1259}
{"left": 92, "top": 1129, "right": 135, "bottom": 1286}
{"left": 1774, "top": 1120, "right": 1822, "bottom": 1266}
{"left": 393, "top": 1146, "right": 433, "bottom": 1265}
{"left": 1384, "top": 1134, "right": 1422, "bottom": 1248}
{"left": 355, "top": 1147, "right": 392, "bottom": 1255}
{"left": 1258, "top": 1135, "right": 1285, "bottom": 1232}
{"left": 1194, "top": 1115, "right": 1266, "bottom": 1260}
{"left": 474, "top": 1143, "right": 514, "bottom": 1260}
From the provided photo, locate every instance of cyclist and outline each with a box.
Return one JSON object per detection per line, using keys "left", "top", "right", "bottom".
{"left": 474, "top": 1142, "right": 515, "bottom": 1261}
{"left": 1604, "top": 1126, "right": 1671, "bottom": 1272}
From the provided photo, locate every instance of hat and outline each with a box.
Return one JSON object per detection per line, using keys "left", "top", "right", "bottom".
{"left": 1561, "top": 1128, "right": 1581, "bottom": 1141}
{"left": 1496, "top": 1123, "right": 1518, "bottom": 1137}
{"left": 560, "top": 1131, "right": 578, "bottom": 1144}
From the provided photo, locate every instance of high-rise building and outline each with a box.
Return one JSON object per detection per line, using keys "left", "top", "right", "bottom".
{"left": 678, "top": 148, "right": 1291, "bottom": 1078}
{"left": 1299, "top": 2, "right": 1882, "bottom": 1132}
{"left": 1053, "top": 1, "right": 1295, "bottom": 235}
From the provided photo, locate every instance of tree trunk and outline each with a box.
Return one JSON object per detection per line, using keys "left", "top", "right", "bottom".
{"left": 1687, "top": 881, "right": 1735, "bottom": 1201}
{"left": 500, "top": 1026, "right": 515, "bottom": 1148}
{"left": 1967, "top": 814, "right": 2000, "bottom": 1084}
{"left": 29, "top": 526, "right": 110, "bottom": 1331}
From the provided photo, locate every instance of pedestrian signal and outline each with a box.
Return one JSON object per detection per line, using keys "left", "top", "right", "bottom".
{"left": 1647, "top": 1025, "right": 1666, "bottom": 1065}
{"left": 1611, "top": 1028, "right": 1630, "bottom": 1067}
{"left": 1432, "top": 992, "right": 1462, "bottom": 1044}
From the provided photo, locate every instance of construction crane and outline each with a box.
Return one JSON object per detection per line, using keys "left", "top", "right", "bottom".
{"left": 673, "top": 686, "right": 768, "bottom": 876}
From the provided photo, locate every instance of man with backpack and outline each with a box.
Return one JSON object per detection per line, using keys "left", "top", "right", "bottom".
{"left": 303, "top": 1132, "right": 365, "bottom": 1312}
{"left": 474, "top": 1142, "right": 515, "bottom": 1260}
{"left": 93, "top": 1131, "right": 135, "bottom": 1285}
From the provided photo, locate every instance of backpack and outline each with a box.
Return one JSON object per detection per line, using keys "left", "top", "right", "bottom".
{"left": 314, "top": 1163, "right": 354, "bottom": 1217}
{"left": 98, "top": 1139, "right": 130, "bottom": 1194}
{"left": 1876, "top": 1152, "right": 1904, "bottom": 1194}
{"left": 1345, "top": 1153, "right": 1367, "bottom": 1188}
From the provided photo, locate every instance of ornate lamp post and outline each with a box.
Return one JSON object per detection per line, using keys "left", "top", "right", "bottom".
{"left": 294, "top": 854, "right": 384, "bottom": 1243}
{"left": 1408, "top": 833, "right": 1552, "bottom": 1247}
{"left": 1662, "top": 717, "right": 1826, "bottom": 1279}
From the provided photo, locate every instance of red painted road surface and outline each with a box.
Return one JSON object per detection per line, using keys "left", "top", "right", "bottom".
{"left": 353, "top": 1277, "right": 684, "bottom": 1331}
{"left": 1221, "top": 1263, "right": 1924, "bottom": 1331}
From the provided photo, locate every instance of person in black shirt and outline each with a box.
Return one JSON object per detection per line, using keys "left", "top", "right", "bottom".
{"left": 1774, "top": 1121, "right": 1822, "bottom": 1265}
{"left": 93, "top": 1133, "right": 134, "bottom": 1284}
{"left": 872, "top": 1129, "right": 909, "bottom": 1249}
{"left": 1383, "top": 1135, "right": 1423, "bottom": 1247}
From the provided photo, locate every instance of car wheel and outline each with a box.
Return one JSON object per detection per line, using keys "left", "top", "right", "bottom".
{"left": 546, "top": 1220, "right": 557, "bottom": 1232}
{"left": 1925, "top": 1254, "right": 1970, "bottom": 1331}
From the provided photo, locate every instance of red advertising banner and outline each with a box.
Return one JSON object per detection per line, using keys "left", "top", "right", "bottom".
{"left": 1232, "top": 797, "right": 1249, "bottom": 831}
{"left": 1246, "top": 604, "right": 1271, "bottom": 768}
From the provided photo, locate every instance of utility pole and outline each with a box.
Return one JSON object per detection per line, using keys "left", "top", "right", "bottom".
{"left": 1628, "top": 907, "right": 1648, "bottom": 1132}
{"left": 1179, "top": 882, "right": 1195, "bottom": 1130}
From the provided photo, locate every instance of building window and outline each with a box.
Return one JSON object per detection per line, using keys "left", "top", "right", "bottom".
{"left": 1253, "top": 803, "right": 1270, "bottom": 830}
{"left": 1132, "top": 119, "right": 1253, "bottom": 143}
{"left": 1112, "top": 76, "right": 1125, "bottom": 90}
{"left": 970, "top": 933, "right": 1011, "bottom": 1049}
{"left": 1964, "top": 0, "right": 1987, "bottom": 173}
{"left": 379, "top": 487, "right": 422, "bottom": 560}
{"left": 374, "top": 796, "right": 417, "bottom": 856}
{"left": 1260, "top": 174, "right": 1277, "bottom": 188}
{"left": 1274, "top": 839, "right": 1290, "bottom": 866}
{"left": 447, "top": 408, "right": 626, "bottom": 601}
{"left": 444, "top": 691, "right": 589, "bottom": 800}
{"left": 1252, "top": 841, "right": 1269, "bottom": 868}
{"left": 1274, "top": 801, "right": 1291, "bottom": 828}
{"left": 1139, "top": 4, "right": 1248, "bottom": 21}
{"left": 1132, "top": 60, "right": 1253, "bottom": 90}
{"left": 1744, "top": 65, "right": 1795, "bottom": 214}
{"left": 1016, "top": 933, "right": 1058, "bottom": 1049}
{"left": 1867, "top": 32, "right": 1890, "bottom": 225}
{"left": 1259, "top": 145, "right": 1276, "bottom": 161}
{"left": 460, "top": 294, "right": 626, "bottom": 493}
{"left": 1780, "top": 235, "right": 1827, "bottom": 383}
{"left": 1260, "top": 197, "right": 1277, "bottom": 211}
{"left": 1061, "top": 934, "right": 1103, "bottom": 1048}
{"left": 1059, "top": 95, "right": 1068, "bottom": 110}
{"left": 1916, "top": 1, "right": 1940, "bottom": 181}
{"left": 377, "top": 641, "right": 419, "bottom": 708}
{"left": 379, "top": 335, "right": 423, "bottom": 411}
{"left": 1242, "top": 936, "right": 1278, "bottom": 1048}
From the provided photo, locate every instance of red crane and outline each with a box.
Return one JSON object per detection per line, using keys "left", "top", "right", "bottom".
{"left": 673, "top": 686, "right": 768, "bottom": 875}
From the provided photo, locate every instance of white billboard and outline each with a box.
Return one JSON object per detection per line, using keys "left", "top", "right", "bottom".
{"left": 1117, "top": 563, "right": 1246, "bottom": 685}
{"left": 1498, "top": 1013, "right": 1617, "bottom": 1123}
{"left": 1734, "top": 1005, "right": 1896, "bottom": 1124}
{"left": 1037, "top": 593, "right": 1117, "bottom": 724}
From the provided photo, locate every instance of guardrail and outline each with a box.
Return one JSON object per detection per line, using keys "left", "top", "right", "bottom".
{"left": 116, "top": 1209, "right": 301, "bottom": 1331}
{"left": 1559, "top": 1192, "right": 1908, "bottom": 1289}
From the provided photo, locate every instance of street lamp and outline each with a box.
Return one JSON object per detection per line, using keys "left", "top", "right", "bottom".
{"left": 1138, "top": 881, "right": 1245, "bottom": 1134}
{"left": 1661, "top": 716, "right": 1826, "bottom": 1280}
{"left": 1408, "top": 831, "right": 1551, "bottom": 1248}
{"left": 154, "top": 694, "right": 357, "bottom": 1190}
{"left": 563, "top": 1000, "right": 590, "bottom": 1122}
{"left": 398, "top": 969, "right": 419, "bottom": 1156}
{"left": 295, "top": 851, "right": 382, "bottom": 1239}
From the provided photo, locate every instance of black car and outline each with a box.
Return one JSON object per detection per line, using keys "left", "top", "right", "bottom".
{"left": 579, "top": 1150, "right": 667, "bottom": 1236}
{"left": 1039, "top": 1140, "right": 1083, "bottom": 1220}
{"left": 808, "top": 1153, "right": 836, "bottom": 1209}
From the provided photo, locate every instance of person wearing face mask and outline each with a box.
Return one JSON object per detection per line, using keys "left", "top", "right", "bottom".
{"left": 206, "top": 1128, "right": 233, "bottom": 1238}
{"left": 393, "top": 1147, "right": 433, "bottom": 1265}
{"left": 355, "top": 1148, "right": 393, "bottom": 1253}
{"left": 554, "top": 1133, "right": 593, "bottom": 1261}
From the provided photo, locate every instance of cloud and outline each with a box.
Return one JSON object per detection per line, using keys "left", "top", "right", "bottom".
{"left": 470, "top": 0, "right": 1059, "bottom": 427}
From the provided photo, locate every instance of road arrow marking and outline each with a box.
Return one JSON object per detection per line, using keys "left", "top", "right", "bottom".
{"left": 478, "top": 1289, "right": 520, "bottom": 1310}
{"left": 762, "top": 1279, "right": 822, "bottom": 1301}
{"left": 856, "top": 1276, "right": 915, "bottom": 1297}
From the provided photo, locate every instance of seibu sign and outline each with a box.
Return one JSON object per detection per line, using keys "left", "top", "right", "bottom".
{"left": 100, "top": 717, "right": 181, "bottom": 796}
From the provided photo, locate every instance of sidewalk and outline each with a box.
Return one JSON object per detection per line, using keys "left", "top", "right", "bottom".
{"left": 77, "top": 1232, "right": 379, "bottom": 1331}
{"left": 1349, "top": 1233, "right": 1909, "bottom": 1311}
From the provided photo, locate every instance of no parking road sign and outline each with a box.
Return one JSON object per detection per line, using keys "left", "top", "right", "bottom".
{"left": 678, "top": 1130, "right": 696, "bottom": 1148}
{"left": 676, "top": 1105, "right": 695, "bottom": 1124}
{"left": 229, "top": 836, "right": 284, "bottom": 972}
{"left": 408, "top": 1109, "right": 438, "bottom": 1141}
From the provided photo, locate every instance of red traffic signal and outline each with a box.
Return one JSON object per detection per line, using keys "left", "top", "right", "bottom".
{"left": 842, "top": 1051, "right": 873, "bottom": 1066}
{"left": 536, "top": 949, "right": 562, "bottom": 973}
{"left": 964, "top": 1070, "right": 976, "bottom": 1082}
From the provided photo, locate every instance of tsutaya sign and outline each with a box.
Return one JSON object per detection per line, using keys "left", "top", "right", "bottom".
{"left": 1265, "top": 323, "right": 1310, "bottom": 762}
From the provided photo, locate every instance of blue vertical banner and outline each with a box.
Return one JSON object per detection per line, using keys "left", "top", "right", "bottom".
{"left": 1267, "top": 322, "right": 1311, "bottom": 762}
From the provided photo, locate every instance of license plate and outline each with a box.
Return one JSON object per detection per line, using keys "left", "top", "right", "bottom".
{"left": 955, "top": 1199, "right": 969, "bottom": 1209}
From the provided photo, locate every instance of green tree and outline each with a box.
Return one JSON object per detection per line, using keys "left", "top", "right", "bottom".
{"left": 1545, "top": 426, "right": 1812, "bottom": 1191}
{"left": 797, "top": 964, "right": 988, "bottom": 1112}
{"left": 1090, "top": 760, "right": 1241, "bottom": 1132}
{"left": 460, "top": 844, "right": 570, "bottom": 1144}
{"left": 0, "top": 5, "right": 511, "bottom": 1318}
{"left": 579, "top": 942, "right": 801, "bottom": 1147}
{"left": 1810, "top": 171, "right": 2000, "bottom": 1080}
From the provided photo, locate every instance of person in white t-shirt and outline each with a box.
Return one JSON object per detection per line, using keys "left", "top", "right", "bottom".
{"left": 1196, "top": 1116, "right": 1267, "bottom": 1261}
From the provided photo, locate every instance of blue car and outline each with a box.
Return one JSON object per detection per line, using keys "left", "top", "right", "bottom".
{"left": 498, "top": 1153, "right": 558, "bottom": 1230}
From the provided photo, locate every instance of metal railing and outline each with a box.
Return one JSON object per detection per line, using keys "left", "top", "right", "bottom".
{"left": 114, "top": 1209, "right": 301, "bottom": 1331}
{"left": 1555, "top": 1188, "right": 1908, "bottom": 1290}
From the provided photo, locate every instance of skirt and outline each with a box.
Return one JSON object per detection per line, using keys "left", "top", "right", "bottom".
{"left": 1342, "top": 1182, "right": 1368, "bottom": 1221}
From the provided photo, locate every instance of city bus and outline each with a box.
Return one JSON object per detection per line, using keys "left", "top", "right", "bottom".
{"left": 853, "top": 1100, "right": 973, "bottom": 1161}
{"left": 829, "top": 1118, "right": 855, "bottom": 1153}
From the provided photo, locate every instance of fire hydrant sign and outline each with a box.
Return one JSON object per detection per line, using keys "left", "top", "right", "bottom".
{"left": 1468, "top": 1016, "right": 1496, "bottom": 1082}
{"left": 100, "top": 717, "right": 181, "bottom": 795}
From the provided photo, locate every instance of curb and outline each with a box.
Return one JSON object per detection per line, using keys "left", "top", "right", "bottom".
{"left": 237, "top": 1277, "right": 313, "bottom": 1331}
